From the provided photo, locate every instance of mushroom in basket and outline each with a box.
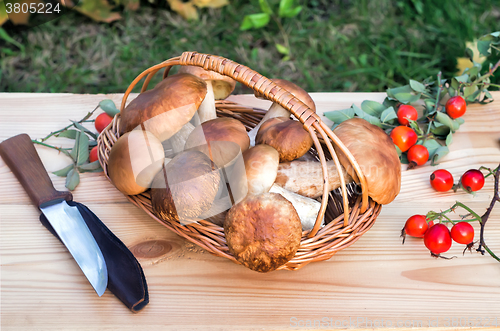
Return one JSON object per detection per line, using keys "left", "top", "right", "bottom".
{"left": 177, "top": 66, "right": 236, "bottom": 126}
{"left": 229, "top": 144, "right": 322, "bottom": 232}
{"left": 255, "top": 116, "right": 313, "bottom": 162}
{"left": 272, "top": 117, "right": 401, "bottom": 206}
{"left": 247, "top": 78, "right": 316, "bottom": 146}
{"left": 107, "top": 130, "right": 165, "bottom": 196}
{"left": 150, "top": 150, "right": 221, "bottom": 225}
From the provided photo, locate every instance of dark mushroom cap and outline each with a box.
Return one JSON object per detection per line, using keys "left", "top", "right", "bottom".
{"left": 120, "top": 73, "right": 207, "bottom": 141}
{"left": 224, "top": 193, "right": 302, "bottom": 272}
{"left": 333, "top": 117, "right": 401, "bottom": 205}
{"left": 184, "top": 117, "right": 250, "bottom": 167}
{"left": 150, "top": 150, "right": 221, "bottom": 223}
{"left": 256, "top": 117, "right": 313, "bottom": 162}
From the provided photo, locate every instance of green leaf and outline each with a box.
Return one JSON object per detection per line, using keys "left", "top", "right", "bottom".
{"left": 279, "top": 0, "right": 301, "bottom": 17}
{"left": 56, "top": 129, "right": 79, "bottom": 139}
{"left": 423, "top": 139, "right": 442, "bottom": 159}
{"left": 324, "top": 108, "right": 355, "bottom": 124}
{"left": 431, "top": 146, "right": 449, "bottom": 165}
{"left": 72, "top": 121, "right": 97, "bottom": 140}
{"left": 408, "top": 119, "right": 423, "bottom": 135}
{"left": 386, "top": 85, "right": 413, "bottom": 100}
{"left": 99, "top": 99, "right": 120, "bottom": 117}
{"left": 409, "top": 79, "right": 427, "bottom": 93}
{"left": 245, "top": 13, "right": 271, "bottom": 30}
{"left": 445, "top": 132, "right": 453, "bottom": 146}
{"left": 352, "top": 104, "right": 382, "bottom": 127}
{"left": 53, "top": 164, "right": 75, "bottom": 177}
{"left": 393, "top": 92, "right": 421, "bottom": 104}
{"left": 281, "top": 5, "right": 302, "bottom": 18}
{"left": 380, "top": 106, "right": 397, "bottom": 123}
{"left": 454, "top": 73, "right": 469, "bottom": 83}
{"left": 477, "top": 40, "right": 491, "bottom": 56}
{"left": 435, "top": 112, "right": 455, "bottom": 131}
{"left": 463, "top": 84, "right": 478, "bottom": 98}
{"left": 240, "top": 15, "right": 254, "bottom": 30}
{"left": 361, "top": 100, "right": 386, "bottom": 116}
{"left": 65, "top": 168, "right": 80, "bottom": 191}
{"left": 275, "top": 43, "right": 289, "bottom": 55}
{"left": 382, "top": 97, "right": 398, "bottom": 109}
{"left": 465, "top": 89, "right": 481, "bottom": 102}
{"left": 78, "top": 161, "right": 103, "bottom": 173}
{"left": 70, "top": 131, "right": 90, "bottom": 166}
{"left": 430, "top": 122, "right": 450, "bottom": 136}
{"left": 258, "top": 0, "right": 273, "bottom": 14}
{"left": 455, "top": 117, "right": 465, "bottom": 125}
{"left": 394, "top": 144, "right": 402, "bottom": 157}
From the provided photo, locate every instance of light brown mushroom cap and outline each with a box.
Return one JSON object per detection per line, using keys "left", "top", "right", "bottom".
{"left": 178, "top": 66, "right": 236, "bottom": 100}
{"left": 107, "top": 130, "right": 165, "bottom": 196}
{"left": 256, "top": 117, "right": 313, "bottom": 162}
{"left": 254, "top": 78, "right": 316, "bottom": 113}
{"left": 120, "top": 73, "right": 207, "bottom": 141}
{"left": 224, "top": 193, "right": 302, "bottom": 273}
{"left": 332, "top": 117, "right": 401, "bottom": 205}
{"left": 229, "top": 144, "right": 280, "bottom": 203}
{"left": 184, "top": 117, "right": 250, "bottom": 167}
{"left": 150, "top": 150, "right": 221, "bottom": 223}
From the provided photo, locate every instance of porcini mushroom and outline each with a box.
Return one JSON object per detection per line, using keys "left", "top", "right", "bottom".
{"left": 255, "top": 117, "right": 313, "bottom": 162}
{"left": 229, "top": 144, "right": 323, "bottom": 231}
{"left": 178, "top": 66, "right": 236, "bottom": 125}
{"left": 224, "top": 193, "right": 302, "bottom": 272}
{"left": 107, "top": 130, "right": 165, "bottom": 196}
{"left": 275, "top": 160, "right": 353, "bottom": 199}
{"left": 120, "top": 73, "right": 207, "bottom": 141}
{"left": 333, "top": 117, "right": 401, "bottom": 205}
{"left": 248, "top": 78, "right": 316, "bottom": 146}
{"left": 184, "top": 117, "right": 250, "bottom": 168}
{"left": 150, "top": 150, "right": 221, "bottom": 224}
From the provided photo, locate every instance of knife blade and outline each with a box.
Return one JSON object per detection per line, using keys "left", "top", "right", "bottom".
{"left": 0, "top": 134, "right": 108, "bottom": 296}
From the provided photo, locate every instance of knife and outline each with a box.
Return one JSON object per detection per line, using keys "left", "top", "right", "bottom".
{"left": 0, "top": 134, "right": 108, "bottom": 296}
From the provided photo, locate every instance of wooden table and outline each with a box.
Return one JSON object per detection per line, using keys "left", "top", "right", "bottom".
{"left": 1, "top": 92, "right": 500, "bottom": 330}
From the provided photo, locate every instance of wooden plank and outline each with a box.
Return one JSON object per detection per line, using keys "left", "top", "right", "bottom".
{"left": 1, "top": 92, "right": 500, "bottom": 330}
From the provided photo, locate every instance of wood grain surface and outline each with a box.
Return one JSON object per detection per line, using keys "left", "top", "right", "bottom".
{"left": 1, "top": 92, "right": 500, "bottom": 331}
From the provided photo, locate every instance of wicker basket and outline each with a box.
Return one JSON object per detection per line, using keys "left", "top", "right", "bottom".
{"left": 97, "top": 52, "right": 382, "bottom": 271}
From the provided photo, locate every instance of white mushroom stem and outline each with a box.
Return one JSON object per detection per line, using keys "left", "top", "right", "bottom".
{"left": 169, "top": 121, "right": 195, "bottom": 154}
{"left": 197, "top": 80, "right": 216, "bottom": 124}
{"left": 248, "top": 103, "right": 289, "bottom": 146}
{"left": 269, "top": 184, "right": 323, "bottom": 231}
{"left": 275, "top": 160, "right": 353, "bottom": 199}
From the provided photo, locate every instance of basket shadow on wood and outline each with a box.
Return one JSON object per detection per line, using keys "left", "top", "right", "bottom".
{"left": 97, "top": 52, "right": 382, "bottom": 271}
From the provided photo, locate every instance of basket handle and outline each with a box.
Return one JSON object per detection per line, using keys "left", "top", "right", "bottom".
{"left": 118, "top": 52, "right": 369, "bottom": 235}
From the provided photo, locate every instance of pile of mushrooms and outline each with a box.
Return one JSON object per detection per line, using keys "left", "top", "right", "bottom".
{"left": 105, "top": 70, "right": 401, "bottom": 273}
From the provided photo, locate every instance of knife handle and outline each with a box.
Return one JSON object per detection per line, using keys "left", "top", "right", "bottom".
{"left": 0, "top": 134, "right": 73, "bottom": 208}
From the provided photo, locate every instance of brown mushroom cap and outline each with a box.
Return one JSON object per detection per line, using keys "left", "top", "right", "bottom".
{"left": 229, "top": 144, "right": 280, "bottom": 203}
{"left": 256, "top": 117, "right": 313, "bottom": 162}
{"left": 120, "top": 73, "right": 207, "bottom": 141}
{"left": 184, "top": 117, "right": 250, "bottom": 167}
{"left": 150, "top": 150, "right": 221, "bottom": 223}
{"left": 224, "top": 193, "right": 302, "bottom": 272}
{"left": 178, "top": 66, "right": 236, "bottom": 100}
{"left": 332, "top": 117, "right": 401, "bottom": 205}
{"left": 107, "top": 130, "right": 165, "bottom": 195}
{"left": 254, "top": 78, "right": 316, "bottom": 113}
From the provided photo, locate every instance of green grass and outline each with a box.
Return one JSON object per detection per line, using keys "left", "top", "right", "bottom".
{"left": 0, "top": 0, "right": 499, "bottom": 94}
